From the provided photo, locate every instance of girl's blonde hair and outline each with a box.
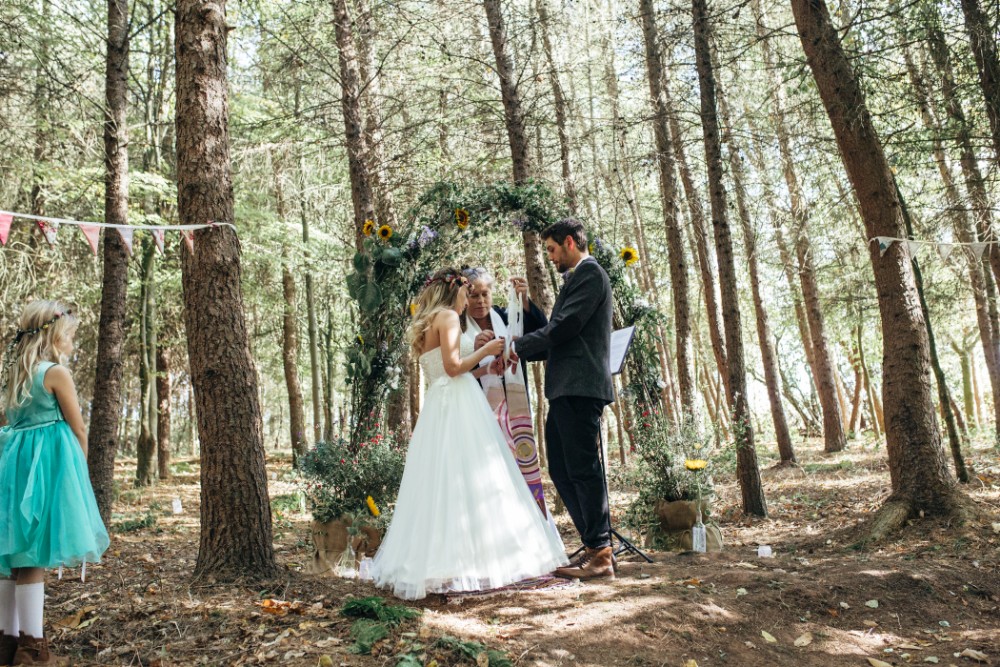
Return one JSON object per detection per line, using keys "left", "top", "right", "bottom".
{"left": 407, "top": 268, "right": 468, "bottom": 356}
{"left": 1, "top": 300, "right": 78, "bottom": 409}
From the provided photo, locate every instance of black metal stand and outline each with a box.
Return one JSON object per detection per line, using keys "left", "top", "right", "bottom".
{"left": 567, "top": 420, "right": 652, "bottom": 564}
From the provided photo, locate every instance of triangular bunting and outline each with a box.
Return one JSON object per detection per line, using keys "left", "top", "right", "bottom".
{"left": 0, "top": 213, "right": 11, "bottom": 246}
{"left": 152, "top": 228, "right": 165, "bottom": 254}
{"left": 971, "top": 242, "right": 988, "bottom": 260}
{"left": 906, "top": 240, "right": 921, "bottom": 260}
{"left": 937, "top": 243, "right": 954, "bottom": 261}
{"left": 36, "top": 220, "right": 58, "bottom": 246}
{"left": 79, "top": 224, "right": 101, "bottom": 255}
{"left": 875, "top": 236, "right": 895, "bottom": 257}
{"left": 180, "top": 230, "right": 194, "bottom": 254}
{"left": 117, "top": 227, "right": 134, "bottom": 257}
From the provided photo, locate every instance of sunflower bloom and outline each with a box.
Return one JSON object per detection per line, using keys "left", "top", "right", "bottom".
{"left": 620, "top": 247, "right": 639, "bottom": 266}
{"left": 409, "top": 303, "right": 418, "bottom": 316}
{"left": 377, "top": 224, "right": 393, "bottom": 240}
{"left": 362, "top": 219, "right": 376, "bottom": 236}
{"left": 455, "top": 208, "right": 470, "bottom": 230}
{"left": 684, "top": 459, "right": 708, "bottom": 471}
{"left": 366, "top": 495, "right": 381, "bottom": 517}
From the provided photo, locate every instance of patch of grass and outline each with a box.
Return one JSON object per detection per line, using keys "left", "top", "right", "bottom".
{"left": 170, "top": 461, "right": 195, "bottom": 474}
{"left": 348, "top": 619, "right": 389, "bottom": 655}
{"left": 111, "top": 502, "right": 162, "bottom": 533}
{"left": 800, "top": 460, "right": 854, "bottom": 474}
{"left": 271, "top": 492, "right": 305, "bottom": 515}
{"left": 433, "top": 636, "right": 513, "bottom": 667}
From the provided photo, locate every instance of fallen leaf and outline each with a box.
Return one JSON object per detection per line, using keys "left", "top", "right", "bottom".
{"left": 476, "top": 652, "right": 490, "bottom": 667}
{"left": 53, "top": 606, "right": 98, "bottom": 630}
{"left": 864, "top": 620, "right": 879, "bottom": 628}
{"left": 318, "top": 656, "right": 334, "bottom": 667}
{"left": 840, "top": 601, "right": 851, "bottom": 609}
{"left": 736, "top": 588, "right": 748, "bottom": 597}
{"left": 761, "top": 630, "right": 777, "bottom": 643}
{"left": 867, "top": 659, "right": 893, "bottom": 667}
{"left": 959, "top": 648, "right": 988, "bottom": 662}
{"left": 684, "top": 661, "right": 698, "bottom": 667}
{"left": 683, "top": 578, "right": 702, "bottom": 586}
{"left": 923, "top": 657, "right": 939, "bottom": 664}
{"left": 794, "top": 632, "right": 813, "bottom": 647}
{"left": 866, "top": 600, "right": 879, "bottom": 608}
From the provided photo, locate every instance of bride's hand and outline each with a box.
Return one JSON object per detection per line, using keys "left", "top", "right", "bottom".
{"left": 482, "top": 337, "right": 505, "bottom": 358}
{"left": 488, "top": 356, "right": 506, "bottom": 375}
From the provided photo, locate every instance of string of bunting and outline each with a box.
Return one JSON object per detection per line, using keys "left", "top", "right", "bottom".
{"left": 872, "top": 236, "right": 999, "bottom": 261}
{"left": 0, "top": 209, "right": 236, "bottom": 257}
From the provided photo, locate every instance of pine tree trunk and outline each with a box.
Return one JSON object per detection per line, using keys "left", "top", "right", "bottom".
{"left": 791, "top": 0, "right": 963, "bottom": 533}
{"left": 156, "top": 345, "right": 172, "bottom": 481}
{"left": 693, "top": 0, "right": 766, "bottom": 516}
{"left": 958, "top": 0, "right": 1000, "bottom": 164}
{"left": 175, "top": 0, "right": 277, "bottom": 579}
{"left": 136, "top": 241, "right": 158, "bottom": 487}
{"left": 89, "top": 0, "right": 132, "bottom": 525}
{"left": 754, "top": 0, "right": 844, "bottom": 453}
{"left": 536, "top": 0, "right": 577, "bottom": 212}
{"left": 639, "top": 0, "right": 695, "bottom": 415}
{"left": 483, "top": 0, "right": 554, "bottom": 313}
{"left": 282, "top": 261, "right": 307, "bottom": 457}
{"left": 714, "top": 54, "right": 795, "bottom": 464}
{"left": 332, "top": 0, "right": 375, "bottom": 251}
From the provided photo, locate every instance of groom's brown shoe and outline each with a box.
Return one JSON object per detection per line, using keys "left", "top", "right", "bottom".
{"left": 555, "top": 546, "right": 615, "bottom": 580}
{"left": 567, "top": 548, "right": 617, "bottom": 572}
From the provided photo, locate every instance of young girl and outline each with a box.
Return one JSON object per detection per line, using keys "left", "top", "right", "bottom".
{"left": 370, "top": 268, "right": 567, "bottom": 600}
{"left": 0, "top": 301, "right": 109, "bottom": 665}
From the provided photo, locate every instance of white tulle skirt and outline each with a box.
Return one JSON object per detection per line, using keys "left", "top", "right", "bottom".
{"left": 371, "top": 372, "right": 568, "bottom": 600}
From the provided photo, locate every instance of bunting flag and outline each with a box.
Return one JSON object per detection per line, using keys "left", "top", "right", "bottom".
{"left": 0, "top": 213, "right": 11, "bottom": 246}
{"left": 906, "top": 240, "right": 921, "bottom": 259}
{"left": 180, "top": 230, "right": 194, "bottom": 254}
{"left": 152, "top": 228, "right": 165, "bottom": 254}
{"left": 972, "top": 242, "right": 988, "bottom": 260}
{"left": 37, "top": 220, "right": 58, "bottom": 246}
{"left": 872, "top": 236, "right": 1000, "bottom": 262}
{"left": 79, "top": 224, "right": 101, "bottom": 255}
{"left": 875, "top": 236, "right": 894, "bottom": 257}
{"left": 937, "top": 243, "right": 954, "bottom": 261}
{"left": 117, "top": 227, "right": 134, "bottom": 256}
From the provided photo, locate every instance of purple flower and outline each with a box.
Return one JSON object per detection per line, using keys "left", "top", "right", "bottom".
{"left": 418, "top": 226, "right": 438, "bottom": 248}
{"left": 511, "top": 217, "right": 527, "bottom": 230}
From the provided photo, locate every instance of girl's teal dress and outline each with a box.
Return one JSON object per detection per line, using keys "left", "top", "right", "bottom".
{"left": 0, "top": 362, "right": 109, "bottom": 573}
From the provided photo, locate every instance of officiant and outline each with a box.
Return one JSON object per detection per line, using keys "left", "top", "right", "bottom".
{"left": 462, "top": 266, "right": 550, "bottom": 517}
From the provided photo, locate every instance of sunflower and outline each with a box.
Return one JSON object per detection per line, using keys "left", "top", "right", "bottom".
{"left": 684, "top": 459, "right": 708, "bottom": 471}
{"left": 362, "top": 219, "right": 375, "bottom": 236}
{"left": 377, "top": 224, "right": 393, "bottom": 240}
{"left": 409, "top": 302, "right": 418, "bottom": 316}
{"left": 366, "top": 495, "right": 381, "bottom": 517}
{"left": 455, "top": 208, "right": 470, "bottom": 230}
{"left": 620, "top": 246, "right": 639, "bottom": 265}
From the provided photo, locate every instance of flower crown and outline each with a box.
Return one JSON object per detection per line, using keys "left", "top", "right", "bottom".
{"left": 423, "top": 272, "right": 469, "bottom": 290}
{"left": 12, "top": 311, "right": 71, "bottom": 345}
{"left": 1, "top": 310, "right": 72, "bottom": 396}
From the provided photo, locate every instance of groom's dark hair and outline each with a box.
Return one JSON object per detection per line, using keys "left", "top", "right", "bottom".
{"left": 541, "top": 218, "right": 587, "bottom": 251}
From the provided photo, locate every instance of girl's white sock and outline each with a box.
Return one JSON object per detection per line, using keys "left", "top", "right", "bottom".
{"left": 0, "top": 579, "right": 16, "bottom": 637}
{"left": 14, "top": 582, "right": 43, "bottom": 639}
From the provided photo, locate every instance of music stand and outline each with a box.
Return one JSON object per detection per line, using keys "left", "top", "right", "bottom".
{"left": 567, "top": 326, "right": 652, "bottom": 564}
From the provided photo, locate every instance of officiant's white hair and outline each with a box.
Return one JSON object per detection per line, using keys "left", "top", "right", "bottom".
{"left": 462, "top": 267, "right": 494, "bottom": 286}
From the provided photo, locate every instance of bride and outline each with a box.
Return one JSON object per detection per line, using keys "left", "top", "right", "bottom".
{"left": 370, "top": 267, "right": 567, "bottom": 600}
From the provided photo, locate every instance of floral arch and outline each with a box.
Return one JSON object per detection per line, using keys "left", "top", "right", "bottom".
{"left": 345, "top": 180, "right": 666, "bottom": 446}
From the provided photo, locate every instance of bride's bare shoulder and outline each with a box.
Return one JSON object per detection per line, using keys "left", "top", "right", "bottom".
{"left": 433, "top": 309, "right": 460, "bottom": 327}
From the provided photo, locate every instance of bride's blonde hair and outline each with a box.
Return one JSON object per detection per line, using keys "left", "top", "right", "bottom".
{"left": 407, "top": 267, "right": 468, "bottom": 356}
{"left": 1, "top": 300, "right": 78, "bottom": 409}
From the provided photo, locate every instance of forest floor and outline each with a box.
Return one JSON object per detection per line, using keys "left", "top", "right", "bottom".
{"left": 47, "top": 436, "right": 999, "bottom": 667}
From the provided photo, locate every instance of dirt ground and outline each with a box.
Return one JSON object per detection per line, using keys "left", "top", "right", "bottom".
{"left": 46, "top": 437, "right": 999, "bottom": 667}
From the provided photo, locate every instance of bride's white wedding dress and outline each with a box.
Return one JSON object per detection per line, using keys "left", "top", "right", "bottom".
{"left": 371, "top": 335, "right": 568, "bottom": 600}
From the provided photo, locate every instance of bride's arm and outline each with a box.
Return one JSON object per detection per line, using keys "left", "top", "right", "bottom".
{"left": 438, "top": 311, "right": 505, "bottom": 377}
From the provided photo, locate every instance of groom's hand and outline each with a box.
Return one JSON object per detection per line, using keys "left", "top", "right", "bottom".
{"left": 474, "top": 330, "right": 495, "bottom": 350}
{"left": 508, "top": 340, "right": 520, "bottom": 365}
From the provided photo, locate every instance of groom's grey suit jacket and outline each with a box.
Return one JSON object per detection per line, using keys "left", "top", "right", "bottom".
{"left": 515, "top": 257, "right": 614, "bottom": 403}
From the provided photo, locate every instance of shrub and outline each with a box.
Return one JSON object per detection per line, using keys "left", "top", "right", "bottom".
{"left": 298, "top": 430, "right": 406, "bottom": 524}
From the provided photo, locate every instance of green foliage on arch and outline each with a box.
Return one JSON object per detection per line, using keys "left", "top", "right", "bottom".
{"left": 344, "top": 180, "right": 668, "bottom": 446}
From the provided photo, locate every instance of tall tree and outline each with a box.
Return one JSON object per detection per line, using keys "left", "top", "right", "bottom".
{"left": 175, "top": 0, "right": 277, "bottom": 578}
{"left": 692, "top": 0, "right": 766, "bottom": 516}
{"left": 156, "top": 345, "right": 172, "bottom": 480}
{"left": 638, "top": 0, "right": 695, "bottom": 415}
{"left": 958, "top": 0, "right": 1000, "bottom": 164}
{"left": 482, "top": 0, "right": 555, "bottom": 312}
{"left": 89, "top": 0, "right": 132, "bottom": 524}
{"left": 791, "top": 0, "right": 964, "bottom": 538}
{"left": 135, "top": 240, "right": 158, "bottom": 486}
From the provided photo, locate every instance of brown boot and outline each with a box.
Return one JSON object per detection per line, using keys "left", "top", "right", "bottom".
{"left": 554, "top": 546, "right": 615, "bottom": 581}
{"left": 0, "top": 635, "right": 17, "bottom": 666}
{"left": 12, "top": 634, "right": 64, "bottom": 666}
{"left": 567, "top": 548, "right": 618, "bottom": 572}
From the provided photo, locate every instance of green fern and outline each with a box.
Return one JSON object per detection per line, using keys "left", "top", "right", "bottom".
{"left": 340, "top": 596, "right": 421, "bottom": 626}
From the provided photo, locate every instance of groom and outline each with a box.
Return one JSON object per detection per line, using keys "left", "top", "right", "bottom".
{"left": 511, "top": 218, "right": 615, "bottom": 580}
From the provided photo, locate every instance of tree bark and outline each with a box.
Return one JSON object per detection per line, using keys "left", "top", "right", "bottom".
{"left": 282, "top": 260, "right": 307, "bottom": 457}
{"left": 175, "top": 0, "right": 277, "bottom": 579}
{"left": 693, "top": 0, "right": 766, "bottom": 516}
{"left": 483, "top": 0, "right": 554, "bottom": 313}
{"left": 536, "top": 0, "right": 577, "bottom": 212}
{"left": 714, "top": 52, "right": 795, "bottom": 464}
{"left": 135, "top": 240, "right": 158, "bottom": 487}
{"left": 754, "top": 0, "right": 844, "bottom": 453}
{"left": 791, "top": 0, "right": 962, "bottom": 529}
{"left": 332, "top": 0, "right": 376, "bottom": 251}
{"left": 156, "top": 345, "right": 172, "bottom": 481}
{"left": 89, "top": 0, "right": 132, "bottom": 525}
{"left": 958, "top": 0, "right": 1000, "bottom": 165}
{"left": 639, "top": 0, "right": 695, "bottom": 416}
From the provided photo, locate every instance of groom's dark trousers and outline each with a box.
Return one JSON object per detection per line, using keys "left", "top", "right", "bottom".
{"left": 515, "top": 256, "right": 614, "bottom": 550}
{"left": 545, "top": 396, "right": 611, "bottom": 549}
